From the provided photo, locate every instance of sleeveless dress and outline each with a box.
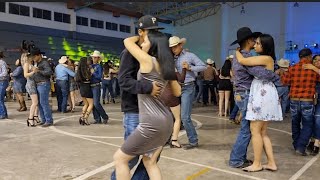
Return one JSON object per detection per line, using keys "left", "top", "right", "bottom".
{"left": 121, "top": 57, "right": 174, "bottom": 157}
{"left": 26, "top": 64, "right": 37, "bottom": 95}
{"left": 246, "top": 78, "right": 283, "bottom": 121}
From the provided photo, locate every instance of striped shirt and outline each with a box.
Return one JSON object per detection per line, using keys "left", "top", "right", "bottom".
{"left": 281, "top": 58, "right": 319, "bottom": 99}
{"left": 175, "top": 50, "right": 206, "bottom": 83}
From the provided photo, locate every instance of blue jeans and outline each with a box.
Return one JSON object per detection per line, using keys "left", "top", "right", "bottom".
{"left": 195, "top": 79, "right": 203, "bottom": 101}
{"left": 229, "top": 90, "right": 250, "bottom": 168}
{"left": 290, "top": 100, "right": 314, "bottom": 152}
{"left": 37, "top": 82, "right": 53, "bottom": 124}
{"left": 0, "top": 80, "right": 8, "bottom": 118}
{"left": 230, "top": 104, "right": 239, "bottom": 120}
{"left": 91, "top": 85, "right": 108, "bottom": 122}
{"left": 277, "top": 86, "right": 289, "bottom": 116}
{"left": 111, "top": 113, "right": 149, "bottom": 180}
{"left": 181, "top": 84, "right": 198, "bottom": 145}
{"left": 314, "top": 100, "right": 320, "bottom": 139}
{"left": 56, "top": 80, "right": 69, "bottom": 112}
{"left": 102, "top": 79, "right": 114, "bottom": 101}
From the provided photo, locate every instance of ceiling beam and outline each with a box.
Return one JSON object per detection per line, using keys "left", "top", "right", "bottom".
{"left": 66, "top": 1, "right": 172, "bottom": 24}
{"left": 174, "top": 4, "right": 221, "bottom": 26}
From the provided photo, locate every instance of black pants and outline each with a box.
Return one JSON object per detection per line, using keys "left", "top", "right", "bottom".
{"left": 202, "top": 80, "right": 217, "bottom": 105}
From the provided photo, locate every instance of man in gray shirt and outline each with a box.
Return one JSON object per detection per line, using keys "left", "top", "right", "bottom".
{"left": 28, "top": 47, "right": 53, "bottom": 127}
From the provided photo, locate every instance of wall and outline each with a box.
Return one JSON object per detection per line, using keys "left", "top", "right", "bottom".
{"left": 173, "top": 2, "right": 296, "bottom": 67}
{"left": 173, "top": 9, "right": 223, "bottom": 67}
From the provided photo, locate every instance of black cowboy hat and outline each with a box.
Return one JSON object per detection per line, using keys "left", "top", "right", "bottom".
{"left": 0, "top": 51, "right": 5, "bottom": 58}
{"left": 230, "top": 27, "right": 262, "bottom": 46}
{"left": 27, "top": 47, "right": 45, "bottom": 57}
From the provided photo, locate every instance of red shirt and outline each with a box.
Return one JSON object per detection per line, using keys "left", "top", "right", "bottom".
{"left": 281, "top": 58, "right": 319, "bottom": 99}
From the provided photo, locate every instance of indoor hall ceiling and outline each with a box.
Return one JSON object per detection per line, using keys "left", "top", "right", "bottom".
{"left": 77, "top": 1, "right": 246, "bottom": 26}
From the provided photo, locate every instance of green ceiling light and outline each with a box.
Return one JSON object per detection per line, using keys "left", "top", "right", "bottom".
{"left": 78, "top": 51, "right": 86, "bottom": 57}
{"left": 66, "top": 50, "right": 76, "bottom": 56}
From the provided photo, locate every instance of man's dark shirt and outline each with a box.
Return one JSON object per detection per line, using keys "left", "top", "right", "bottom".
{"left": 31, "top": 60, "right": 53, "bottom": 83}
{"left": 118, "top": 49, "right": 153, "bottom": 113}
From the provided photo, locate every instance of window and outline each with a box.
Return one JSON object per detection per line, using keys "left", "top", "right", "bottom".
{"left": 106, "top": 22, "right": 118, "bottom": 31}
{"left": 76, "top": 16, "right": 88, "bottom": 26}
{"left": 91, "top": 19, "right": 103, "bottom": 29}
{"left": 0, "top": 2, "right": 5, "bottom": 13}
{"left": 120, "top": 24, "right": 131, "bottom": 33}
{"left": 54, "top": 12, "right": 70, "bottom": 23}
{"left": 9, "top": 3, "right": 30, "bottom": 16}
{"left": 135, "top": 28, "right": 138, "bottom": 35}
{"left": 33, "top": 8, "right": 51, "bottom": 20}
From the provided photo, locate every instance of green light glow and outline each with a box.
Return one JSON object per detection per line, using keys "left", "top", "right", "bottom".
{"left": 47, "top": 37, "right": 119, "bottom": 63}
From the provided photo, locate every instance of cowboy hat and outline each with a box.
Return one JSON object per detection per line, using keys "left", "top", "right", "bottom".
{"left": 226, "top": 55, "right": 234, "bottom": 60}
{"left": 58, "top": 56, "right": 68, "bottom": 64}
{"left": 90, "top": 50, "right": 102, "bottom": 58}
{"left": 277, "top": 58, "right": 290, "bottom": 68}
{"left": 169, "top": 36, "right": 187, "bottom": 47}
{"left": 0, "top": 51, "right": 5, "bottom": 58}
{"left": 206, "top": 58, "right": 214, "bottom": 64}
{"left": 27, "top": 47, "right": 45, "bottom": 57}
{"left": 230, "top": 27, "right": 262, "bottom": 46}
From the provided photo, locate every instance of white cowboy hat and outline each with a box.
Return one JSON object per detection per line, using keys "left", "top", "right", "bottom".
{"left": 277, "top": 58, "right": 290, "bottom": 68}
{"left": 206, "top": 58, "right": 214, "bottom": 64}
{"left": 228, "top": 55, "right": 234, "bottom": 59}
{"left": 58, "top": 56, "right": 68, "bottom": 64}
{"left": 90, "top": 50, "right": 102, "bottom": 58}
{"left": 169, "top": 36, "right": 187, "bottom": 47}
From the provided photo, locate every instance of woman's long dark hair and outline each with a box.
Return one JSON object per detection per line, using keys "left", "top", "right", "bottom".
{"left": 103, "top": 62, "right": 110, "bottom": 76}
{"left": 258, "top": 34, "right": 276, "bottom": 60}
{"left": 76, "top": 57, "right": 91, "bottom": 82}
{"left": 147, "top": 31, "right": 176, "bottom": 80}
{"left": 221, "top": 60, "right": 231, "bottom": 77}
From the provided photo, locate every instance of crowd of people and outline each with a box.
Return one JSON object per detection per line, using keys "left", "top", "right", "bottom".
{"left": 1, "top": 14, "right": 320, "bottom": 179}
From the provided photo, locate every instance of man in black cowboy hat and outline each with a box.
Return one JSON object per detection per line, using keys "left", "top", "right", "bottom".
{"left": 229, "top": 27, "right": 280, "bottom": 169}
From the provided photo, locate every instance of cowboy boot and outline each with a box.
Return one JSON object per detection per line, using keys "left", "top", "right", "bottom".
{"left": 19, "top": 100, "right": 27, "bottom": 111}
{"left": 17, "top": 99, "right": 22, "bottom": 111}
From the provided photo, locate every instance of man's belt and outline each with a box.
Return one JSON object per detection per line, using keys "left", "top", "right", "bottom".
{"left": 291, "top": 98, "right": 313, "bottom": 102}
{"left": 90, "top": 82, "right": 101, "bottom": 87}
{"left": 181, "top": 81, "right": 195, "bottom": 86}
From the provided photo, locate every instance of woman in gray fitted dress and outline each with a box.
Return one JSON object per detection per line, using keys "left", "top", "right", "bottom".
{"left": 23, "top": 57, "right": 39, "bottom": 126}
{"left": 113, "top": 31, "right": 181, "bottom": 180}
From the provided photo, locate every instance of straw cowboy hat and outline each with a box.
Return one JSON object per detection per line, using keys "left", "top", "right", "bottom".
{"left": 277, "top": 58, "right": 290, "bottom": 68}
{"left": 90, "top": 50, "right": 102, "bottom": 58}
{"left": 206, "top": 58, "right": 214, "bottom": 64}
{"left": 230, "top": 27, "right": 262, "bottom": 46}
{"left": 226, "top": 55, "right": 234, "bottom": 60}
{"left": 58, "top": 56, "right": 68, "bottom": 64}
{"left": 169, "top": 36, "right": 187, "bottom": 47}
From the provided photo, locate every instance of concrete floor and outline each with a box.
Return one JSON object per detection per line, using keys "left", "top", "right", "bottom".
{"left": 0, "top": 99, "right": 319, "bottom": 180}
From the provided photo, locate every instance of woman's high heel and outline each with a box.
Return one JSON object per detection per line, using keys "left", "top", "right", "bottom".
{"left": 170, "top": 139, "right": 181, "bottom": 148}
{"left": 27, "top": 118, "right": 36, "bottom": 127}
{"left": 33, "top": 116, "right": 40, "bottom": 124}
{"left": 83, "top": 112, "right": 91, "bottom": 125}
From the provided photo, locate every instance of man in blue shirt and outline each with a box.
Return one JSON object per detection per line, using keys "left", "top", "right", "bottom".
{"left": 90, "top": 50, "right": 109, "bottom": 124}
{"left": 55, "top": 56, "right": 75, "bottom": 113}
{"left": 169, "top": 36, "right": 206, "bottom": 150}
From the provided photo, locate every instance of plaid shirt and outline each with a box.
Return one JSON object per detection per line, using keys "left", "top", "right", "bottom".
{"left": 281, "top": 58, "right": 319, "bottom": 99}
